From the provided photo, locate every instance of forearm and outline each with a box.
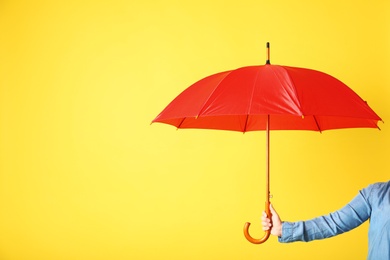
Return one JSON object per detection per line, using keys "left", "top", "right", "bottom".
{"left": 279, "top": 215, "right": 349, "bottom": 243}
{"left": 279, "top": 194, "right": 371, "bottom": 243}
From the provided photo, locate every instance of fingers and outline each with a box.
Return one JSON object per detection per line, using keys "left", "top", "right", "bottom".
{"left": 261, "top": 211, "right": 272, "bottom": 230}
{"left": 261, "top": 204, "right": 283, "bottom": 236}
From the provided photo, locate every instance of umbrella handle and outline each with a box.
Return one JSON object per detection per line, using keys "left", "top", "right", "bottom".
{"left": 243, "top": 201, "right": 271, "bottom": 244}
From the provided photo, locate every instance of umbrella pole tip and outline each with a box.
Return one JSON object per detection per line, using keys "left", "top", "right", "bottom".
{"left": 266, "top": 42, "right": 271, "bottom": 65}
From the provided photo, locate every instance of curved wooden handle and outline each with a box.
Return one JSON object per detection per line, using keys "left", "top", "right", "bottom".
{"left": 243, "top": 222, "right": 270, "bottom": 244}
{"left": 243, "top": 201, "right": 271, "bottom": 244}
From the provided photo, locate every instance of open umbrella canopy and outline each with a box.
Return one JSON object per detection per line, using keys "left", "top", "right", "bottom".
{"left": 152, "top": 64, "right": 381, "bottom": 132}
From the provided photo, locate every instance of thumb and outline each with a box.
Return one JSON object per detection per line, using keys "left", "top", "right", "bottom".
{"left": 269, "top": 203, "right": 277, "bottom": 216}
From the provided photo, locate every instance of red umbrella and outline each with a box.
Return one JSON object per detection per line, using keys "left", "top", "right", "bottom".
{"left": 152, "top": 43, "right": 382, "bottom": 244}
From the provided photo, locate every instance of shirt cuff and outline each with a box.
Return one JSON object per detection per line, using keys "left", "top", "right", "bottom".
{"left": 278, "top": 221, "right": 295, "bottom": 243}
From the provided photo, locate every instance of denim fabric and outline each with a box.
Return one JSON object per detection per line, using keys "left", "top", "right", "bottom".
{"left": 279, "top": 181, "right": 390, "bottom": 260}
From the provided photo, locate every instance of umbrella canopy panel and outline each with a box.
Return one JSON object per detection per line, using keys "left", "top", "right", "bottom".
{"left": 153, "top": 65, "right": 381, "bottom": 132}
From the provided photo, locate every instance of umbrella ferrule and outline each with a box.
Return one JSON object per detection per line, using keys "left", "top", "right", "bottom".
{"left": 266, "top": 42, "right": 271, "bottom": 65}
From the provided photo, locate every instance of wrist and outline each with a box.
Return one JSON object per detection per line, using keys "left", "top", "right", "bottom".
{"left": 275, "top": 222, "right": 283, "bottom": 237}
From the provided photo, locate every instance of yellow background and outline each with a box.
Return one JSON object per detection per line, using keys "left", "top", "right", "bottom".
{"left": 0, "top": 1, "right": 389, "bottom": 259}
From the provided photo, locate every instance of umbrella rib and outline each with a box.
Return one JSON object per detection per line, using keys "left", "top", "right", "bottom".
{"left": 270, "top": 66, "right": 304, "bottom": 116}
{"left": 248, "top": 67, "right": 260, "bottom": 115}
{"left": 313, "top": 115, "right": 322, "bottom": 133}
{"left": 242, "top": 67, "right": 261, "bottom": 132}
{"left": 177, "top": 117, "right": 186, "bottom": 129}
{"left": 195, "top": 71, "right": 231, "bottom": 117}
{"left": 243, "top": 114, "right": 249, "bottom": 132}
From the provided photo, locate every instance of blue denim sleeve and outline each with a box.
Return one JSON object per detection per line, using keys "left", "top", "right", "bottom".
{"left": 279, "top": 187, "right": 372, "bottom": 243}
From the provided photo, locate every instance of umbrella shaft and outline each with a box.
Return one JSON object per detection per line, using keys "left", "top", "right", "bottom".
{"left": 265, "top": 115, "right": 270, "bottom": 203}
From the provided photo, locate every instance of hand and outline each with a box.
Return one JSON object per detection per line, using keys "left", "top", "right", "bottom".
{"left": 261, "top": 204, "right": 282, "bottom": 237}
